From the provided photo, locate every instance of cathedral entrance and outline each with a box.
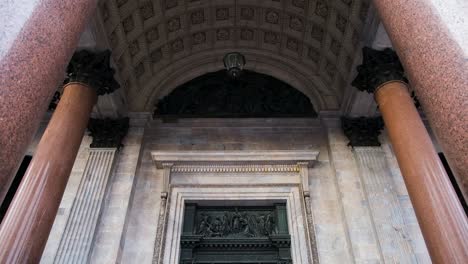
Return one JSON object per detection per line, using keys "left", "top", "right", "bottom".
{"left": 179, "top": 204, "right": 292, "bottom": 264}
{"left": 151, "top": 150, "right": 318, "bottom": 264}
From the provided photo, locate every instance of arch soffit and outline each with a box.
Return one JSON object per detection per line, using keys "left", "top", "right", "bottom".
{"left": 132, "top": 49, "right": 330, "bottom": 111}
{"left": 98, "top": 0, "right": 372, "bottom": 112}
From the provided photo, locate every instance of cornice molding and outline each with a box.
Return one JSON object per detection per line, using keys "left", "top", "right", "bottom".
{"left": 151, "top": 150, "right": 319, "bottom": 170}
{"left": 171, "top": 164, "right": 301, "bottom": 173}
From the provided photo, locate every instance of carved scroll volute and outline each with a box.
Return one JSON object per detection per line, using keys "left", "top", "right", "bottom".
{"left": 297, "top": 162, "right": 319, "bottom": 263}
{"left": 297, "top": 162, "right": 310, "bottom": 197}
{"left": 161, "top": 162, "right": 173, "bottom": 199}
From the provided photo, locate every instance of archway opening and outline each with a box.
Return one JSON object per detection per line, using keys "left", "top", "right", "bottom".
{"left": 154, "top": 70, "right": 317, "bottom": 118}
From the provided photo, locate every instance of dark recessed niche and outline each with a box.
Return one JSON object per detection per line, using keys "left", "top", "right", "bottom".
{"left": 154, "top": 70, "right": 317, "bottom": 118}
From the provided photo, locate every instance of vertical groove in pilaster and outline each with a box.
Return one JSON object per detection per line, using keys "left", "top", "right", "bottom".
{"left": 353, "top": 147, "right": 415, "bottom": 263}
{"left": 53, "top": 148, "right": 117, "bottom": 264}
{"left": 83, "top": 150, "right": 113, "bottom": 263}
{"left": 81, "top": 150, "right": 111, "bottom": 264}
{"left": 55, "top": 150, "right": 100, "bottom": 264}
{"left": 68, "top": 151, "right": 104, "bottom": 264}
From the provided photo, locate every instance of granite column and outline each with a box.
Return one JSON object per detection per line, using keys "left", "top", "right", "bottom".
{"left": 0, "top": 50, "right": 120, "bottom": 263}
{"left": 0, "top": 0, "right": 98, "bottom": 205}
{"left": 352, "top": 48, "right": 468, "bottom": 264}
{"left": 372, "top": 0, "right": 468, "bottom": 201}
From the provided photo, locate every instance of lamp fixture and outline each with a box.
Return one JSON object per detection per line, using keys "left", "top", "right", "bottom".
{"left": 223, "top": 52, "right": 246, "bottom": 78}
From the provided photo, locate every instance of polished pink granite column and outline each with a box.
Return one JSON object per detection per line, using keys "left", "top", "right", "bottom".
{"left": 376, "top": 81, "right": 468, "bottom": 264}
{"left": 0, "top": 83, "right": 97, "bottom": 263}
{"left": 0, "top": 49, "right": 119, "bottom": 263}
{"left": 372, "top": 0, "right": 468, "bottom": 202}
{"left": 0, "top": 0, "right": 97, "bottom": 205}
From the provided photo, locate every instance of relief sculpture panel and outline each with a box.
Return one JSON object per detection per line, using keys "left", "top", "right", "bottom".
{"left": 180, "top": 204, "right": 291, "bottom": 264}
{"left": 195, "top": 208, "right": 277, "bottom": 238}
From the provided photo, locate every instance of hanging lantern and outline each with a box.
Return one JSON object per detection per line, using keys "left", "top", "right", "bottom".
{"left": 223, "top": 52, "right": 246, "bottom": 78}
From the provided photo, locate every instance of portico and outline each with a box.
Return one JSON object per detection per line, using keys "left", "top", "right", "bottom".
{"left": 0, "top": 0, "right": 466, "bottom": 263}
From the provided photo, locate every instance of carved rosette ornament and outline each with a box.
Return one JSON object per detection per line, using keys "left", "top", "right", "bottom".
{"left": 65, "top": 49, "right": 120, "bottom": 95}
{"left": 87, "top": 118, "right": 129, "bottom": 149}
{"left": 341, "top": 116, "right": 384, "bottom": 147}
{"left": 352, "top": 47, "right": 407, "bottom": 94}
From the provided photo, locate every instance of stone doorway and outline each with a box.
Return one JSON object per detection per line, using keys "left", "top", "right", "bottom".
{"left": 151, "top": 150, "right": 319, "bottom": 264}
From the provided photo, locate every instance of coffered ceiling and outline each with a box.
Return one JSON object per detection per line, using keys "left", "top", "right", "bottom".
{"left": 97, "top": 0, "right": 372, "bottom": 112}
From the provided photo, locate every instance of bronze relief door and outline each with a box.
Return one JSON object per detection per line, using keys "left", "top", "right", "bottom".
{"left": 179, "top": 204, "right": 292, "bottom": 264}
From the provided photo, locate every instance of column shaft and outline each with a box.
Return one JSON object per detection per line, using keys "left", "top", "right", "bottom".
{"left": 375, "top": 81, "right": 468, "bottom": 263}
{"left": 372, "top": 0, "right": 468, "bottom": 201}
{"left": 0, "top": 84, "right": 97, "bottom": 263}
{"left": 0, "top": 0, "right": 97, "bottom": 205}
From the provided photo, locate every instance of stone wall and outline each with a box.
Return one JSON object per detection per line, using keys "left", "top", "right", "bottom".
{"left": 39, "top": 116, "right": 430, "bottom": 264}
{"left": 323, "top": 118, "right": 383, "bottom": 263}
{"left": 120, "top": 118, "right": 325, "bottom": 263}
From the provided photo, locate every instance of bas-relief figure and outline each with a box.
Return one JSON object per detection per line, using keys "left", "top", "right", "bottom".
{"left": 180, "top": 205, "right": 292, "bottom": 264}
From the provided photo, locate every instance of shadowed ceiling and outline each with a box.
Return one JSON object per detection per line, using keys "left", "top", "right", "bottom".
{"left": 98, "top": 0, "right": 372, "bottom": 112}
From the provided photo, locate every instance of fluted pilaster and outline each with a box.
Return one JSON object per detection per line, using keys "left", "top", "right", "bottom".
{"left": 53, "top": 149, "right": 117, "bottom": 264}
{"left": 353, "top": 147, "right": 415, "bottom": 263}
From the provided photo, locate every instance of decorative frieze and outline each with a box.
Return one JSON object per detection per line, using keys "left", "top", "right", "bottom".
{"left": 171, "top": 164, "right": 300, "bottom": 173}
{"left": 152, "top": 150, "right": 318, "bottom": 169}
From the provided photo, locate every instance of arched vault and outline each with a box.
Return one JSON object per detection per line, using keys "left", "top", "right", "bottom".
{"left": 97, "top": 0, "right": 372, "bottom": 112}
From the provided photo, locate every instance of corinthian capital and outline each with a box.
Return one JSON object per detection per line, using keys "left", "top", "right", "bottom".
{"left": 65, "top": 49, "right": 120, "bottom": 95}
{"left": 341, "top": 116, "right": 384, "bottom": 147}
{"left": 87, "top": 118, "right": 129, "bottom": 149}
{"left": 352, "top": 47, "right": 407, "bottom": 93}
